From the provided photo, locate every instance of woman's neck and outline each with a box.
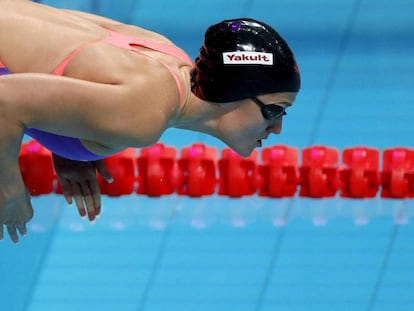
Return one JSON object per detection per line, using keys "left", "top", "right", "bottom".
{"left": 170, "top": 94, "right": 222, "bottom": 137}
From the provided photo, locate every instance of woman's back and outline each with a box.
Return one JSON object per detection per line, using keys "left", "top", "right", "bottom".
{"left": 0, "top": 0, "right": 177, "bottom": 75}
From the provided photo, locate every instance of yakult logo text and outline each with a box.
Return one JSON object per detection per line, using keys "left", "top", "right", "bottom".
{"left": 222, "top": 51, "right": 274, "bottom": 65}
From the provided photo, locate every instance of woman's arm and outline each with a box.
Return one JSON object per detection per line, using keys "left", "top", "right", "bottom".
{"left": 0, "top": 73, "right": 121, "bottom": 242}
{"left": 0, "top": 73, "right": 127, "bottom": 143}
{"left": 0, "top": 98, "right": 33, "bottom": 243}
{"left": 0, "top": 72, "right": 148, "bottom": 242}
{"left": 0, "top": 72, "right": 171, "bottom": 145}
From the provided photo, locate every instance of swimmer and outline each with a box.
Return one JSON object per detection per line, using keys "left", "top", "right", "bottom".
{"left": 0, "top": 0, "right": 300, "bottom": 243}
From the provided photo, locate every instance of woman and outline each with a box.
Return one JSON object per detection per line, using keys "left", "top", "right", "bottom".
{"left": 0, "top": 0, "right": 300, "bottom": 243}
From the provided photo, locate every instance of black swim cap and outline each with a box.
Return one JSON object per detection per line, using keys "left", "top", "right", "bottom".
{"left": 191, "top": 18, "right": 300, "bottom": 103}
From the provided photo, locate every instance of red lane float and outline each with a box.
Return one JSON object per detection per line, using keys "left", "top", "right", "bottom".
{"left": 381, "top": 148, "right": 414, "bottom": 198}
{"left": 339, "top": 147, "right": 380, "bottom": 198}
{"left": 299, "top": 145, "right": 339, "bottom": 198}
{"left": 137, "top": 143, "right": 180, "bottom": 196}
{"left": 100, "top": 148, "right": 137, "bottom": 196}
{"left": 258, "top": 145, "right": 298, "bottom": 197}
{"left": 178, "top": 143, "right": 217, "bottom": 197}
{"left": 18, "top": 140, "right": 414, "bottom": 199}
{"left": 218, "top": 149, "right": 258, "bottom": 197}
{"left": 19, "top": 140, "right": 55, "bottom": 196}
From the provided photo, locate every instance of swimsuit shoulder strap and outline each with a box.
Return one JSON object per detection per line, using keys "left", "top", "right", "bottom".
{"left": 102, "top": 30, "right": 193, "bottom": 64}
{"left": 101, "top": 30, "right": 192, "bottom": 103}
{"left": 52, "top": 36, "right": 104, "bottom": 75}
{"left": 52, "top": 30, "right": 193, "bottom": 103}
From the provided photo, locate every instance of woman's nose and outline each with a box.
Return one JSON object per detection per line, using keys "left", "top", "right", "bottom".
{"left": 267, "top": 119, "right": 283, "bottom": 134}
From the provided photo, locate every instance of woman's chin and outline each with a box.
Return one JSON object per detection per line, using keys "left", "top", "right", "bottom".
{"left": 231, "top": 145, "right": 256, "bottom": 158}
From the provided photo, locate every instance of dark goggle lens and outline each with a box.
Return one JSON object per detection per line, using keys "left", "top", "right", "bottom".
{"left": 251, "top": 97, "right": 286, "bottom": 120}
{"left": 261, "top": 104, "right": 286, "bottom": 120}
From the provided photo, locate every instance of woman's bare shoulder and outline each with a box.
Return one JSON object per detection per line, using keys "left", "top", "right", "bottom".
{"left": 105, "top": 24, "right": 175, "bottom": 45}
{"left": 64, "top": 8, "right": 174, "bottom": 44}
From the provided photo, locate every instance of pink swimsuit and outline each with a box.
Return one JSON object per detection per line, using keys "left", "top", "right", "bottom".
{"left": 0, "top": 30, "right": 193, "bottom": 161}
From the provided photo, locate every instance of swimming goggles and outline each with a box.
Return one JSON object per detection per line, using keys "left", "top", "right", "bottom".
{"left": 251, "top": 97, "right": 287, "bottom": 120}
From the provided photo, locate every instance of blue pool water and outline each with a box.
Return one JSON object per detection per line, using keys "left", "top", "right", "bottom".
{"left": 1, "top": 0, "right": 414, "bottom": 310}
